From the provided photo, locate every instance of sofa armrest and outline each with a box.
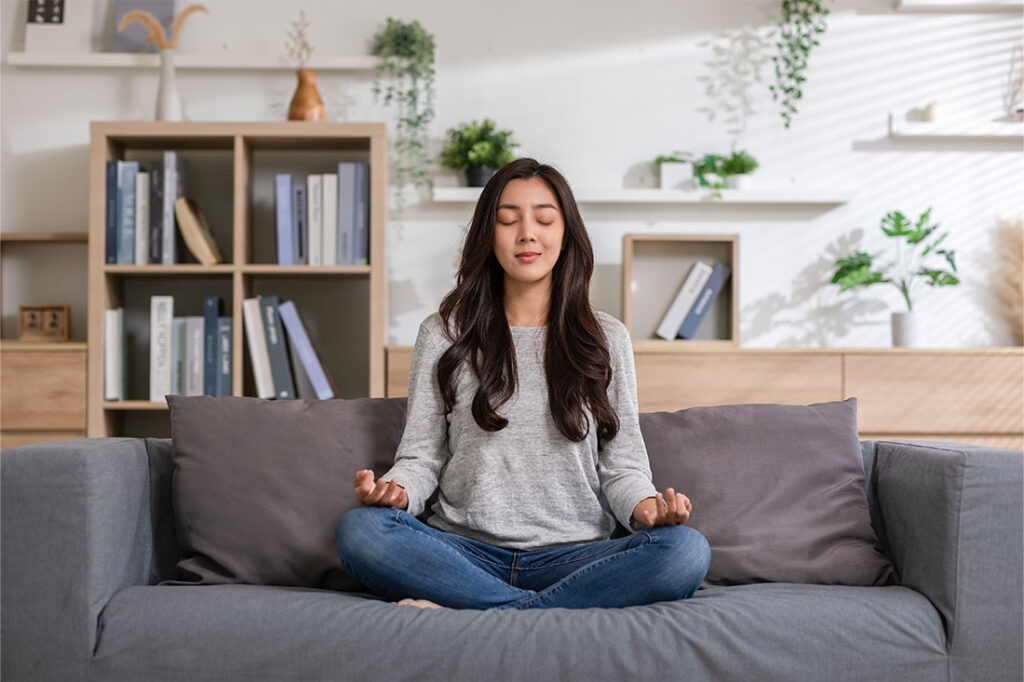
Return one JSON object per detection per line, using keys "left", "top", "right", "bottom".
{"left": 873, "top": 439, "right": 1023, "bottom": 682}
{"left": 1, "top": 437, "right": 152, "bottom": 680}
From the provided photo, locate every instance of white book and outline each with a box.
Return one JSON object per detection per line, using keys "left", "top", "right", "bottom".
{"left": 307, "top": 174, "right": 323, "bottom": 266}
{"left": 655, "top": 261, "right": 714, "bottom": 340}
{"left": 171, "top": 317, "right": 187, "bottom": 395}
{"left": 134, "top": 171, "right": 149, "bottom": 265}
{"left": 149, "top": 295, "right": 174, "bottom": 402}
{"left": 321, "top": 173, "right": 338, "bottom": 266}
{"left": 185, "top": 316, "right": 205, "bottom": 396}
{"left": 242, "top": 297, "right": 275, "bottom": 399}
{"left": 104, "top": 308, "right": 124, "bottom": 400}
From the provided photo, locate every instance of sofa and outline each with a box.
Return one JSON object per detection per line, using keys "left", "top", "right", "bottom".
{"left": 2, "top": 395, "right": 1022, "bottom": 682}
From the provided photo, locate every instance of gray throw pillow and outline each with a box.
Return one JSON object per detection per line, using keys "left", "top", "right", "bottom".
{"left": 638, "top": 397, "right": 900, "bottom": 589}
{"left": 165, "top": 395, "right": 412, "bottom": 590}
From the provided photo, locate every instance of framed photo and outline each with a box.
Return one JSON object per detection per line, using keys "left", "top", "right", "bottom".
{"left": 18, "top": 305, "right": 70, "bottom": 342}
{"left": 24, "top": 0, "right": 94, "bottom": 54}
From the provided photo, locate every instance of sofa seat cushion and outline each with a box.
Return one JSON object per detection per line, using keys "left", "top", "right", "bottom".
{"left": 92, "top": 583, "right": 947, "bottom": 681}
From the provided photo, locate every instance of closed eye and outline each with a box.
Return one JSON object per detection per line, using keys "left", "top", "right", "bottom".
{"left": 499, "top": 221, "right": 553, "bottom": 226}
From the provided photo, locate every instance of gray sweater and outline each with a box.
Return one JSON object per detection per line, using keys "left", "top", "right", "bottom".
{"left": 382, "top": 310, "right": 659, "bottom": 550}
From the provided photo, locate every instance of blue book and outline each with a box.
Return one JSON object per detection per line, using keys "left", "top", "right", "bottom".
{"left": 354, "top": 162, "right": 370, "bottom": 266}
{"left": 277, "top": 301, "right": 334, "bottom": 400}
{"left": 216, "top": 316, "right": 233, "bottom": 397}
{"left": 105, "top": 161, "right": 119, "bottom": 264}
{"left": 203, "top": 295, "right": 221, "bottom": 396}
{"left": 292, "top": 184, "right": 307, "bottom": 265}
{"left": 260, "top": 296, "right": 295, "bottom": 400}
{"left": 275, "top": 174, "right": 294, "bottom": 265}
{"left": 118, "top": 161, "right": 139, "bottom": 264}
{"left": 336, "top": 162, "right": 356, "bottom": 265}
{"left": 676, "top": 263, "right": 731, "bottom": 339}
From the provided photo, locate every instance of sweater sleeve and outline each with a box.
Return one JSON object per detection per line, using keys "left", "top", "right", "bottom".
{"left": 380, "top": 319, "right": 449, "bottom": 517}
{"left": 597, "top": 319, "right": 659, "bottom": 532}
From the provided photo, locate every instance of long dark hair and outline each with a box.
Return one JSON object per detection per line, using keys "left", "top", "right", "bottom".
{"left": 435, "top": 157, "right": 619, "bottom": 444}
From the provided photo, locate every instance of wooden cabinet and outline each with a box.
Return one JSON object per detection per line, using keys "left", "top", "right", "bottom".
{"left": 1, "top": 342, "right": 87, "bottom": 447}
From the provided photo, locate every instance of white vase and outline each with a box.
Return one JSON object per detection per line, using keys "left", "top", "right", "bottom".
{"left": 156, "top": 49, "right": 183, "bottom": 122}
{"left": 659, "top": 162, "right": 694, "bottom": 190}
{"left": 725, "top": 174, "right": 752, "bottom": 189}
{"left": 891, "top": 311, "right": 927, "bottom": 347}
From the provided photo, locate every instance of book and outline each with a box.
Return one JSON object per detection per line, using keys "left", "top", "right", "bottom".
{"left": 104, "top": 307, "right": 125, "bottom": 401}
{"left": 307, "top": 174, "right": 323, "bottom": 266}
{"left": 242, "top": 296, "right": 275, "bottom": 399}
{"left": 677, "top": 263, "right": 732, "bottom": 340}
{"left": 274, "top": 174, "right": 294, "bottom": 266}
{"left": 174, "top": 197, "right": 225, "bottom": 265}
{"left": 185, "top": 316, "right": 204, "bottom": 396}
{"left": 336, "top": 162, "right": 356, "bottom": 265}
{"left": 171, "top": 317, "right": 187, "bottom": 396}
{"left": 148, "top": 164, "right": 164, "bottom": 264}
{"left": 203, "top": 295, "right": 221, "bottom": 396}
{"left": 105, "top": 161, "right": 118, "bottom": 264}
{"left": 286, "top": 330, "right": 317, "bottom": 399}
{"left": 118, "top": 161, "right": 139, "bottom": 264}
{"left": 217, "top": 316, "right": 233, "bottom": 397}
{"left": 354, "top": 162, "right": 370, "bottom": 265}
{"left": 260, "top": 295, "right": 296, "bottom": 399}
{"left": 162, "top": 151, "right": 185, "bottom": 264}
{"left": 277, "top": 300, "right": 335, "bottom": 399}
{"left": 322, "top": 172, "right": 338, "bottom": 266}
{"left": 656, "top": 261, "right": 714, "bottom": 340}
{"left": 134, "top": 170, "right": 150, "bottom": 265}
{"left": 149, "top": 295, "right": 174, "bottom": 402}
{"left": 292, "top": 183, "right": 307, "bottom": 265}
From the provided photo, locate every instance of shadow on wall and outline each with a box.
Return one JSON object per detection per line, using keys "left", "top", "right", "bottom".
{"left": 741, "top": 229, "right": 889, "bottom": 347}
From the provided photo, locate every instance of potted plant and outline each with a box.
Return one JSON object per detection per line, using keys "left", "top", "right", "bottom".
{"left": 370, "top": 18, "right": 437, "bottom": 214}
{"left": 719, "top": 150, "right": 759, "bottom": 189}
{"left": 439, "top": 118, "right": 519, "bottom": 187}
{"left": 284, "top": 9, "right": 324, "bottom": 122}
{"left": 830, "top": 207, "right": 959, "bottom": 347}
{"left": 654, "top": 151, "right": 696, "bottom": 190}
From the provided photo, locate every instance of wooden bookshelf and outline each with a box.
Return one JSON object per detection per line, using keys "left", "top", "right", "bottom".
{"left": 88, "top": 121, "right": 389, "bottom": 437}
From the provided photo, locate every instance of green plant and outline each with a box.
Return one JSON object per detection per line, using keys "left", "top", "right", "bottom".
{"left": 719, "top": 150, "right": 759, "bottom": 176}
{"left": 654, "top": 151, "right": 695, "bottom": 165}
{"left": 769, "top": 0, "right": 831, "bottom": 129}
{"left": 439, "top": 119, "right": 519, "bottom": 172}
{"left": 370, "top": 18, "right": 437, "bottom": 213}
{"left": 831, "top": 208, "right": 959, "bottom": 312}
{"left": 692, "top": 153, "right": 728, "bottom": 197}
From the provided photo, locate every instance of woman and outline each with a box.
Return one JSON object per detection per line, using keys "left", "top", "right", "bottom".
{"left": 335, "top": 158, "right": 711, "bottom": 610}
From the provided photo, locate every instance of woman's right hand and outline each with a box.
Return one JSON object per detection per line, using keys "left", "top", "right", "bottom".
{"left": 354, "top": 469, "right": 409, "bottom": 510}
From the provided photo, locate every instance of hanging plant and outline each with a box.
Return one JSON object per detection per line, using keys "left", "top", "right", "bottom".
{"left": 370, "top": 18, "right": 437, "bottom": 215}
{"left": 768, "top": 0, "right": 831, "bottom": 129}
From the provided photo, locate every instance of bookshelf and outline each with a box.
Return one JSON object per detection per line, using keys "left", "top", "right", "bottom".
{"left": 88, "top": 121, "right": 389, "bottom": 438}
{"left": 621, "top": 234, "right": 739, "bottom": 348}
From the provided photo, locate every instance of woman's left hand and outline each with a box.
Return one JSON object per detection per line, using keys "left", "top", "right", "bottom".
{"left": 632, "top": 488, "right": 692, "bottom": 527}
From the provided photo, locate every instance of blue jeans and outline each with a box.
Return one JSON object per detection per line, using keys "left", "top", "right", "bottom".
{"left": 334, "top": 506, "right": 711, "bottom": 610}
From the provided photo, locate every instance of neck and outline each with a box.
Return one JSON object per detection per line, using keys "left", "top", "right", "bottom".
{"left": 504, "top": 276, "right": 551, "bottom": 327}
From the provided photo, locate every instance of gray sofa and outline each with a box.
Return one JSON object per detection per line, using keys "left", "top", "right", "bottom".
{"left": 2, "top": 435, "right": 1022, "bottom": 682}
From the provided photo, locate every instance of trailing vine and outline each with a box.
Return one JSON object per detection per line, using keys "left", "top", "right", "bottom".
{"left": 768, "top": 0, "right": 831, "bottom": 129}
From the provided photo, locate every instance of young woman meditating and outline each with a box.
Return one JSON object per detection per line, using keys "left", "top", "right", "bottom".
{"left": 335, "top": 158, "right": 711, "bottom": 610}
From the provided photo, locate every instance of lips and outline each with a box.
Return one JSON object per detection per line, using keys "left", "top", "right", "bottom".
{"left": 516, "top": 252, "right": 540, "bottom": 262}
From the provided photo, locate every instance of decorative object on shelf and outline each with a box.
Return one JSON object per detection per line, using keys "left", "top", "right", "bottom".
{"left": 993, "top": 217, "right": 1023, "bottom": 345}
{"left": 285, "top": 9, "right": 324, "bottom": 122}
{"left": 439, "top": 118, "right": 519, "bottom": 187}
{"left": 116, "top": 3, "right": 208, "bottom": 121}
{"left": 769, "top": 0, "right": 831, "bottom": 129}
{"left": 370, "top": 17, "right": 437, "bottom": 213}
{"left": 696, "top": 25, "right": 775, "bottom": 142}
{"left": 654, "top": 151, "right": 696, "bottom": 190}
{"left": 114, "top": 0, "right": 173, "bottom": 53}
{"left": 24, "top": 0, "right": 93, "bottom": 54}
{"left": 720, "top": 150, "right": 760, "bottom": 189}
{"left": 1002, "top": 44, "right": 1023, "bottom": 121}
{"left": 18, "top": 304, "right": 70, "bottom": 342}
{"left": 692, "top": 153, "right": 728, "bottom": 199}
{"left": 173, "top": 197, "right": 225, "bottom": 265}
{"left": 830, "top": 207, "right": 959, "bottom": 347}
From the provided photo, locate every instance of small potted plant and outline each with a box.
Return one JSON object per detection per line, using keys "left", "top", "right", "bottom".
{"left": 719, "top": 150, "right": 759, "bottom": 189}
{"left": 830, "top": 207, "right": 959, "bottom": 347}
{"left": 285, "top": 9, "right": 324, "bottom": 122}
{"left": 654, "top": 151, "right": 696, "bottom": 190}
{"left": 439, "top": 118, "right": 519, "bottom": 187}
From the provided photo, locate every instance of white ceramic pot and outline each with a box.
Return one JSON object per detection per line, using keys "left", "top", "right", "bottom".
{"left": 725, "top": 173, "right": 752, "bottom": 189}
{"left": 156, "top": 49, "right": 183, "bottom": 122}
{"left": 891, "top": 311, "right": 927, "bottom": 347}
{"left": 659, "top": 162, "right": 694, "bottom": 190}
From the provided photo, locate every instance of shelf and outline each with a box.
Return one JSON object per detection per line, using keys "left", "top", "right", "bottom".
{"left": 887, "top": 115, "right": 1024, "bottom": 141}
{"left": 5, "top": 52, "right": 381, "bottom": 71}
{"left": 241, "top": 265, "right": 371, "bottom": 275}
{"left": 0, "top": 232, "right": 88, "bottom": 243}
{"left": 102, "top": 400, "right": 170, "bottom": 410}
{"left": 432, "top": 186, "right": 849, "bottom": 206}
{"left": 104, "top": 264, "right": 235, "bottom": 275}
{"left": 0, "top": 340, "right": 88, "bottom": 351}
{"left": 891, "top": 1, "right": 1022, "bottom": 12}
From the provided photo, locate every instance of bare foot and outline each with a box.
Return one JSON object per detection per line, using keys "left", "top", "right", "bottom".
{"left": 394, "top": 597, "right": 444, "bottom": 609}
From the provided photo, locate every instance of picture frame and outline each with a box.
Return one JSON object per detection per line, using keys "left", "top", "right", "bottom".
{"left": 18, "top": 304, "right": 70, "bottom": 342}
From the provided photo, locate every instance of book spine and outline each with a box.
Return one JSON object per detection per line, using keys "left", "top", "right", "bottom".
{"left": 677, "top": 263, "right": 732, "bottom": 339}
{"left": 307, "top": 174, "right": 322, "bottom": 266}
{"left": 118, "top": 161, "right": 138, "bottom": 265}
{"left": 260, "top": 296, "right": 296, "bottom": 399}
{"left": 149, "top": 295, "right": 174, "bottom": 402}
{"left": 655, "top": 261, "right": 714, "bottom": 340}
{"left": 275, "top": 174, "right": 294, "bottom": 266}
{"left": 322, "top": 172, "right": 338, "bottom": 266}
{"left": 292, "top": 184, "right": 307, "bottom": 265}
{"left": 242, "top": 297, "right": 276, "bottom": 399}
{"left": 356, "top": 162, "right": 369, "bottom": 265}
{"left": 185, "top": 316, "right": 204, "bottom": 396}
{"left": 337, "top": 163, "right": 355, "bottom": 265}
{"left": 104, "top": 308, "right": 122, "bottom": 400}
{"left": 134, "top": 170, "right": 149, "bottom": 265}
{"left": 203, "top": 295, "right": 221, "bottom": 396}
{"left": 105, "top": 160, "right": 118, "bottom": 264}
{"left": 217, "top": 316, "right": 233, "bottom": 397}
{"left": 162, "top": 151, "right": 176, "bottom": 264}
{"left": 287, "top": 328, "right": 317, "bottom": 399}
{"left": 277, "top": 300, "right": 334, "bottom": 400}
{"left": 149, "top": 165, "right": 163, "bottom": 264}
{"left": 171, "top": 317, "right": 187, "bottom": 396}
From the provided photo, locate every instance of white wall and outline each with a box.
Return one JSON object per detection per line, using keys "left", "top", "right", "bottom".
{"left": 3, "top": 0, "right": 1021, "bottom": 347}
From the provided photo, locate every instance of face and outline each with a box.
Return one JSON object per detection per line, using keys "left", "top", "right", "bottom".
{"left": 492, "top": 177, "right": 566, "bottom": 288}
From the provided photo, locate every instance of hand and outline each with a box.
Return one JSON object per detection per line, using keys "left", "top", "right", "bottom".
{"left": 354, "top": 469, "right": 409, "bottom": 510}
{"left": 632, "top": 488, "right": 692, "bottom": 528}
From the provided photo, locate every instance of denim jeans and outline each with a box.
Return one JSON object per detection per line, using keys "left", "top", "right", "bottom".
{"left": 334, "top": 506, "right": 711, "bottom": 610}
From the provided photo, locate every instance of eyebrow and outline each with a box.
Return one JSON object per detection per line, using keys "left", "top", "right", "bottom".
{"left": 497, "top": 203, "right": 559, "bottom": 211}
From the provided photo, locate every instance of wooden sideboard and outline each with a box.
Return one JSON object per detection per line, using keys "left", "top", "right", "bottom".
{"left": 385, "top": 346, "right": 1023, "bottom": 449}
{"left": 1, "top": 341, "right": 88, "bottom": 448}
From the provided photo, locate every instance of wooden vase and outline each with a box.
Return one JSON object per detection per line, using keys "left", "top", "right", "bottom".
{"left": 288, "top": 69, "right": 325, "bottom": 122}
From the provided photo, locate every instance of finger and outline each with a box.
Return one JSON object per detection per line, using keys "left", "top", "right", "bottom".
{"left": 385, "top": 480, "right": 402, "bottom": 505}
{"left": 666, "top": 487, "right": 677, "bottom": 517}
{"left": 643, "top": 509, "right": 654, "bottom": 527}
{"left": 368, "top": 477, "right": 389, "bottom": 503}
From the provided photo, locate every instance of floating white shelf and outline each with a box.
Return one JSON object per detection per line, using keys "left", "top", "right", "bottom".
{"left": 891, "top": 1, "right": 1023, "bottom": 13}
{"left": 4, "top": 51, "right": 380, "bottom": 71}
{"left": 432, "top": 186, "right": 850, "bottom": 206}
{"left": 887, "top": 113, "right": 1024, "bottom": 142}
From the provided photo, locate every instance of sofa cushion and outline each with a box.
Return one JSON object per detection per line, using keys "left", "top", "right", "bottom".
{"left": 639, "top": 397, "right": 900, "bottom": 588}
{"left": 166, "top": 395, "right": 409, "bottom": 590}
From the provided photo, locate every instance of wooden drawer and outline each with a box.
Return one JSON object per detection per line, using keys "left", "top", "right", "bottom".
{"left": 845, "top": 353, "right": 1024, "bottom": 435}
{"left": 1, "top": 349, "right": 86, "bottom": 430}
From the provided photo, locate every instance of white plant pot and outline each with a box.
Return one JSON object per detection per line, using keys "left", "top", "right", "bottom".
{"left": 156, "top": 49, "right": 183, "bottom": 122}
{"left": 659, "top": 162, "right": 694, "bottom": 190}
{"left": 725, "top": 173, "right": 752, "bottom": 189}
{"left": 891, "top": 311, "right": 927, "bottom": 347}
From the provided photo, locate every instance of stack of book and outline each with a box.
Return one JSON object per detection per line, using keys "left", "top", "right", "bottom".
{"left": 274, "top": 162, "right": 370, "bottom": 266}
{"left": 105, "top": 151, "right": 187, "bottom": 265}
{"left": 656, "top": 261, "right": 732, "bottom": 340}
